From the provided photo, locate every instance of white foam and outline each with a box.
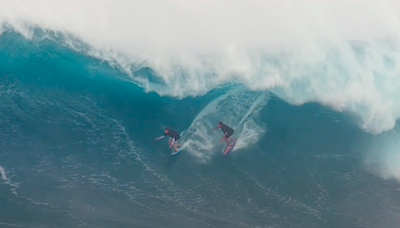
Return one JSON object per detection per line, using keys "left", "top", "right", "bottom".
{"left": 0, "top": 165, "right": 8, "bottom": 181}
{"left": 2, "top": 1, "right": 400, "bottom": 133}
{"left": 0, "top": 165, "right": 20, "bottom": 191}
{"left": 364, "top": 128, "right": 400, "bottom": 181}
{"left": 3, "top": 0, "right": 400, "bottom": 48}
{"left": 234, "top": 119, "right": 265, "bottom": 151}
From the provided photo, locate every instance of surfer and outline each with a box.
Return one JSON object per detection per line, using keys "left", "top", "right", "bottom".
{"left": 155, "top": 127, "right": 181, "bottom": 152}
{"left": 212, "top": 122, "right": 234, "bottom": 148}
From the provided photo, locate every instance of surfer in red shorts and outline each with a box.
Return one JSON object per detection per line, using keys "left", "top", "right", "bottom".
{"left": 212, "top": 122, "right": 234, "bottom": 149}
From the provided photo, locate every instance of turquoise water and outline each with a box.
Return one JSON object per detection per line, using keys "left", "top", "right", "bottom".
{"left": 0, "top": 31, "right": 400, "bottom": 228}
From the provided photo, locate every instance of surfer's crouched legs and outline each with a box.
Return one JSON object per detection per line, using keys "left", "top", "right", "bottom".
{"left": 225, "top": 130, "right": 234, "bottom": 148}
{"left": 224, "top": 138, "right": 230, "bottom": 148}
{"left": 168, "top": 139, "right": 179, "bottom": 151}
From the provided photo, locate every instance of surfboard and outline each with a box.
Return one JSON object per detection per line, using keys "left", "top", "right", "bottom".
{"left": 223, "top": 139, "right": 236, "bottom": 155}
{"left": 171, "top": 149, "right": 181, "bottom": 156}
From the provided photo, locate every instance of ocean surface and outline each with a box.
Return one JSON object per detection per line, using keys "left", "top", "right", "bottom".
{"left": 2, "top": 2, "right": 400, "bottom": 227}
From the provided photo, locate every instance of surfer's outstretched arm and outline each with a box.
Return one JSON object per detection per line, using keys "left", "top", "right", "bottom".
{"left": 155, "top": 136, "right": 165, "bottom": 140}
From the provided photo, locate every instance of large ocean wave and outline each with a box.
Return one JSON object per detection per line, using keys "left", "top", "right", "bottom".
{"left": 1, "top": 1, "right": 400, "bottom": 227}
{"left": 3, "top": 0, "right": 400, "bottom": 134}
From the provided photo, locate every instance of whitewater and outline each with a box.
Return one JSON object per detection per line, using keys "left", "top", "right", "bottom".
{"left": 1, "top": 1, "right": 400, "bottom": 227}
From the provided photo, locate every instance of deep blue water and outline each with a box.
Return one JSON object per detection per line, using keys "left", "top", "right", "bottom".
{"left": 0, "top": 31, "right": 400, "bottom": 228}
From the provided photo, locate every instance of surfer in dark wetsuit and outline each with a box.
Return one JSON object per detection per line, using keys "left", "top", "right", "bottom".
{"left": 212, "top": 122, "right": 234, "bottom": 148}
{"left": 155, "top": 127, "right": 181, "bottom": 151}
